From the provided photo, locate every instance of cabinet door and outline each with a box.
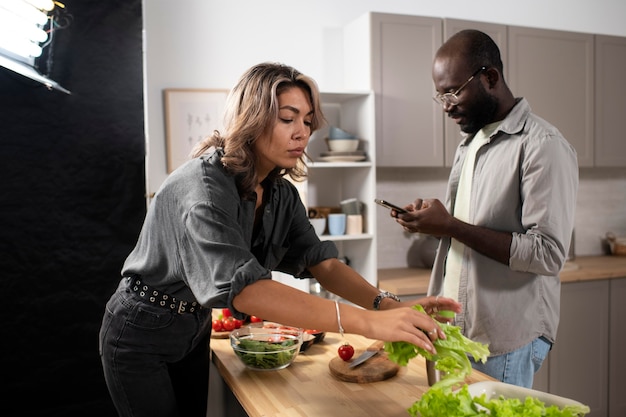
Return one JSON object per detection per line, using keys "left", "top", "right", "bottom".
{"left": 508, "top": 27, "right": 594, "bottom": 167}
{"left": 595, "top": 35, "right": 626, "bottom": 167}
{"left": 443, "top": 20, "right": 508, "bottom": 167}
{"left": 609, "top": 278, "right": 626, "bottom": 417}
{"left": 549, "top": 280, "right": 609, "bottom": 416}
{"left": 371, "top": 13, "right": 444, "bottom": 167}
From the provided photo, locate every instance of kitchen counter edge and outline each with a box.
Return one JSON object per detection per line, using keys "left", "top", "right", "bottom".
{"left": 379, "top": 255, "right": 626, "bottom": 296}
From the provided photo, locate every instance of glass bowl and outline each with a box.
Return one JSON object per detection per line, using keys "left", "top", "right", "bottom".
{"left": 230, "top": 323, "right": 303, "bottom": 371}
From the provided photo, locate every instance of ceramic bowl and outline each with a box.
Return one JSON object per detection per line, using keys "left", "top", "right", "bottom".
{"left": 327, "top": 139, "right": 359, "bottom": 152}
{"left": 305, "top": 329, "right": 326, "bottom": 344}
{"left": 300, "top": 329, "right": 326, "bottom": 352}
{"left": 328, "top": 126, "right": 355, "bottom": 139}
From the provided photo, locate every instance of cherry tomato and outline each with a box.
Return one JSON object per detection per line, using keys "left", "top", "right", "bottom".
{"left": 222, "top": 308, "right": 232, "bottom": 319}
{"left": 222, "top": 317, "right": 237, "bottom": 331}
{"left": 233, "top": 319, "right": 244, "bottom": 329}
{"left": 337, "top": 343, "right": 355, "bottom": 361}
{"left": 250, "top": 315, "right": 263, "bottom": 323}
{"left": 212, "top": 319, "right": 224, "bottom": 332}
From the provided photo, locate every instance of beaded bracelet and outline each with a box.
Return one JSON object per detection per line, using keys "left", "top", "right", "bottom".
{"left": 334, "top": 300, "right": 344, "bottom": 337}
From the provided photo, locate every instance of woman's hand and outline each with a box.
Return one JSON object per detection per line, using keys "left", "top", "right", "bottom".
{"left": 393, "top": 295, "right": 461, "bottom": 323}
{"left": 417, "top": 295, "right": 461, "bottom": 322}
{"left": 355, "top": 307, "right": 447, "bottom": 355}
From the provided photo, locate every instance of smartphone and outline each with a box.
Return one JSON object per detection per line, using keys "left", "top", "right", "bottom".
{"left": 374, "top": 199, "right": 407, "bottom": 213}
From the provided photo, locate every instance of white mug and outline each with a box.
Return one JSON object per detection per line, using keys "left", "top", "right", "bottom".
{"left": 327, "top": 213, "right": 346, "bottom": 235}
{"left": 346, "top": 214, "right": 363, "bottom": 235}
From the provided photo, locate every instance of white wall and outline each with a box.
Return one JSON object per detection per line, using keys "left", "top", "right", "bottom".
{"left": 375, "top": 167, "right": 626, "bottom": 267}
{"left": 143, "top": 0, "right": 626, "bottom": 267}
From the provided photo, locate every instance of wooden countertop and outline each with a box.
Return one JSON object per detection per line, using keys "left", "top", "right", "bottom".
{"left": 378, "top": 255, "right": 626, "bottom": 296}
{"left": 210, "top": 332, "right": 494, "bottom": 417}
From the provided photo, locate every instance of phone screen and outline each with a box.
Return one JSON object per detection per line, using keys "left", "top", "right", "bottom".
{"left": 374, "top": 199, "right": 407, "bottom": 213}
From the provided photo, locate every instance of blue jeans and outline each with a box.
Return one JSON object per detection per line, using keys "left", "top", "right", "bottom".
{"left": 469, "top": 336, "right": 551, "bottom": 388}
{"left": 99, "top": 278, "right": 212, "bottom": 417}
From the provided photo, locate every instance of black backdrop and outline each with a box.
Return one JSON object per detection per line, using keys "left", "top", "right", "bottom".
{"left": 0, "top": 1, "right": 145, "bottom": 415}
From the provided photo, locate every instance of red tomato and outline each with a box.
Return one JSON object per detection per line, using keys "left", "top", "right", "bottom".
{"left": 222, "top": 308, "right": 232, "bottom": 319}
{"left": 212, "top": 319, "right": 224, "bottom": 332}
{"left": 233, "top": 319, "right": 243, "bottom": 329}
{"left": 222, "top": 317, "right": 237, "bottom": 331}
{"left": 337, "top": 343, "right": 355, "bottom": 361}
{"left": 250, "top": 315, "right": 263, "bottom": 323}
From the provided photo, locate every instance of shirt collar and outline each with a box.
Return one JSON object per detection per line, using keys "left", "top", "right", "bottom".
{"left": 460, "top": 97, "right": 529, "bottom": 145}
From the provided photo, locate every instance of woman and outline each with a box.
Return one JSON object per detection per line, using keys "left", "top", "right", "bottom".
{"left": 99, "top": 62, "right": 461, "bottom": 417}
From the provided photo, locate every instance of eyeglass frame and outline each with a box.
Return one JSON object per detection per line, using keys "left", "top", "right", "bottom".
{"left": 432, "top": 66, "right": 487, "bottom": 106}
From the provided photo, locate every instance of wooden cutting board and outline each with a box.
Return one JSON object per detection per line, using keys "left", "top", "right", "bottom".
{"left": 329, "top": 352, "right": 400, "bottom": 383}
{"left": 211, "top": 331, "right": 231, "bottom": 339}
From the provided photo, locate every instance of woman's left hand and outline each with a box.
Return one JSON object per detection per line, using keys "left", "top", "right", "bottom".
{"left": 415, "top": 295, "right": 461, "bottom": 322}
{"left": 398, "top": 295, "right": 462, "bottom": 323}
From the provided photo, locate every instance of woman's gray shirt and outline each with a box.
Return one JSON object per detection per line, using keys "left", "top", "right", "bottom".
{"left": 122, "top": 148, "right": 337, "bottom": 315}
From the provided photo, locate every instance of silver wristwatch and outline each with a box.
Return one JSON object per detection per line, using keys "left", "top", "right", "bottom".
{"left": 373, "top": 291, "right": 401, "bottom": 310}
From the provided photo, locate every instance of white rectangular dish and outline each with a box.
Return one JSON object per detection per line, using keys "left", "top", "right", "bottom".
{"left": 465, "top": 381, "right": 586, "bottom": 409}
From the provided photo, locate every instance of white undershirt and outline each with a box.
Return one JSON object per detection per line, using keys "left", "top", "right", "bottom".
{"left": 443, "top": 122, "right": 499, "bottom": 300}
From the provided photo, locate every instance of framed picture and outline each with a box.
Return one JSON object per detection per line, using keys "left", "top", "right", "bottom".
{"left": 163, "top": 88, "right": 229, "bottom": 173}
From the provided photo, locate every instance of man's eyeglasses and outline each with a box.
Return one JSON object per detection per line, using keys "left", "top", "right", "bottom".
{"left": 432, "top": 66, "right": 486, "bottom": 106}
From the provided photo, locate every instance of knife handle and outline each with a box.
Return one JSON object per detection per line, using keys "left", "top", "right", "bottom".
{"left": 366, "top": 340, "right": 385, "bottom": 352}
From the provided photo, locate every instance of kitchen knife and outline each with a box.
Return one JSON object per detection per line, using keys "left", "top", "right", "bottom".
{"left": 348, "top": 340, "right": 385, "bottom": 368}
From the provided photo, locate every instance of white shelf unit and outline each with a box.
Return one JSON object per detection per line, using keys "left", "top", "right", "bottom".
{"left": 305, "top": 91, "right": 378, "bottom": 287}
{"left": 272, "top": 91, "right": 378, "bottom": 292}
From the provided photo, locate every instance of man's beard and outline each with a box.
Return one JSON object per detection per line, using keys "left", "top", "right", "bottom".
{"left": 455, "top": 90, "right": 498, "bottom": 134}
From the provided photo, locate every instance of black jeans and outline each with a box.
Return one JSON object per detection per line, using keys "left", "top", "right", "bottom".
{"left": 99, "top": 278, "right": 212, "bottom": 417}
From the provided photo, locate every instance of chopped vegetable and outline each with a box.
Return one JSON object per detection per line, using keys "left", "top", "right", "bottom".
{"left": 386, "top": 305, "right": 590, "bottom": 417}
{"left": 385, "top": 304, "right": 489, "bottom": 390}
{"left": 410, "top": 384, "right": 591, "bottom": 417}
{"left": 233, "top": 338, "right": 298, "bottom": 369}
{"left": 437, "top": 309, "right": 456, "bottom": 319}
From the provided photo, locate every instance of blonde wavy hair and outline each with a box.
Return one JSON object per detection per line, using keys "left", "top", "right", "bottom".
{"left": 191, "top": 62, "right": 325, "bottom": 199}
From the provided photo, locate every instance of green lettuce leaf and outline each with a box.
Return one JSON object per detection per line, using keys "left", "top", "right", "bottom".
{"left": 386, "top": 305, "right": 590, "bottom": 417}
{"left": 385, "top": 304, "right": 489, "bottom": 390}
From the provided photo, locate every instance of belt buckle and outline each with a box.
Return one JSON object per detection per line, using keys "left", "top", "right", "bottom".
{"left": 176, "top": 300, "right": 187, "bottom": 314}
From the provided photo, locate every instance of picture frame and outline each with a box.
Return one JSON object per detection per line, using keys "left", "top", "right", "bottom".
{"left": 163, "top": 88, "right": 229, "bottom": 173}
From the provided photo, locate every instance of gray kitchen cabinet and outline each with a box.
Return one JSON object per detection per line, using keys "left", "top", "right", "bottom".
{"left": 508, "top": 26, "right": 595, "bottom": 167}
{"left": 609, "top": 278, "right": 626, "bottom": 416}
{"left": 344, "top": 13, "right": 444, "bottom": 167}
{"left": 538, "top": 278, "right": 626, "bottom": 416}
{"left": 595, "top": 35, "right": 626, "bottom": 167}
{"left": 344, "top": 13, "right": 624, "bottom": 169}
{"left": 442, "top": 19, "right": 508, "bottom": 167}
{"left": 549, "top": 280, "right": 609, "bottom": 417}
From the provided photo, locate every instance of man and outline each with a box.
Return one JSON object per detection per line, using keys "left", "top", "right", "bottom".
{"left": 394, "top": 30, "right": 578, "bottom": 388}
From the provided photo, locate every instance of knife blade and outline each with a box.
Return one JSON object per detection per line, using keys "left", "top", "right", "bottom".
{"left": 348, "top": 340, "right": 385, "bottom": 368}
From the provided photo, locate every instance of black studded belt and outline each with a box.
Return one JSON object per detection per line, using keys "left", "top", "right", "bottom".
{"left": 126, "top": 276, "right": 203, "bottom": 314}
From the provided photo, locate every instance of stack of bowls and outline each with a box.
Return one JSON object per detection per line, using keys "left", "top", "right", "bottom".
{"left": 327, "top": 126, "right": 359, "bottom": 152}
